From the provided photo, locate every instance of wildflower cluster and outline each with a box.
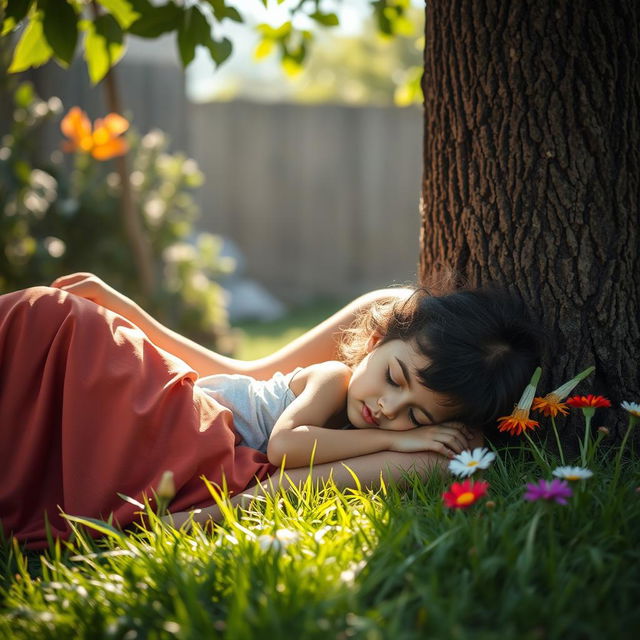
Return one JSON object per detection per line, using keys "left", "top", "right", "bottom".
{"left": 442, "top": 365, "right": 637, "bottom": 511}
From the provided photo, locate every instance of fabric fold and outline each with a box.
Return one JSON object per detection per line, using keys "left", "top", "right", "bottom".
{"left": 0, "top": 287, "right": 276, "bottom": 549}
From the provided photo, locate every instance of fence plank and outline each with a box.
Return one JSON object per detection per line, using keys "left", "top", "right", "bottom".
{"left": 26, "top": 62, "right": 423, "bottom": 303}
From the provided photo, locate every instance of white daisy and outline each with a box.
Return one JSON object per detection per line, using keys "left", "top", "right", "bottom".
{"left": 552, "top": 466, "right": 593, "bottom": 481}
{"left": 621, "top": 401, "right": 640, "bottom": 418}
{"left": 448, "top": 447, "right": 496, "bottom": 477}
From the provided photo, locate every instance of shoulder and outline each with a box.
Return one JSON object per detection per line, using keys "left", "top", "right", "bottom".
{"left": 288, "top": 361, "right": 351, "bottom": 396}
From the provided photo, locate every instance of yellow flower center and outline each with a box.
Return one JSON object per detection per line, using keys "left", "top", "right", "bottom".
{"left": 466, "top": 461, "right": 479, "bottom": 467}
{"left": 456, "top": 492, "right": 476, "bottom": 506}
{"left": 565, "top": 475, "right": 580, "bottom": 481}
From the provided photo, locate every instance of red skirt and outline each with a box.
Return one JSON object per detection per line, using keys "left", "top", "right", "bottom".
{"left": 0, "top": 287, "right": 276, "bottom": 549}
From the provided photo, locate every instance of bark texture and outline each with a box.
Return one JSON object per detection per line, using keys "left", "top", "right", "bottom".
{"left": 420, "top": 0, "right": 639, "bottom": 445}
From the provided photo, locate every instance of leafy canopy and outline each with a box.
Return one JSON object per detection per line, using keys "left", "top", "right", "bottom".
{"left": 1, "top": 0, "right": 416, "bottom": 84}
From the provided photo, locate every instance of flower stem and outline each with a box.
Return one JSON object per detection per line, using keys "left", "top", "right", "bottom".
{"left": 611, "top": 415, "right": 638, "bottom": 489}
{"left": 550, "top": 416, "right": 565, "bottom": 465}
{"left": 524, "top": 431, "right": 549, "bottom": 471}
{"left": 580, "top": 408, "right": 595, "bottom": 466}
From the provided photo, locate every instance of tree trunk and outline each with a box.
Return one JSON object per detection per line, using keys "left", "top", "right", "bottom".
{"left": 420, "top": 0, "right": 639, "bottom": 447}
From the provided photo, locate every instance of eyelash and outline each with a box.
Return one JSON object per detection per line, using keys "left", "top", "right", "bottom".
{"left": 386, "top": 367, "right": 423, "bottom": 427}
{"left": 409, "top": 410, "right": 422, "bottom": 428}
{"left": 385, "top": 367, "right": 399, "bottom": 387}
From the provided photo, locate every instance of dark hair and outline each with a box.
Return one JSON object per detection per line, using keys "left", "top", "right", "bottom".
{"left": 340, "top": 286, "right": 544, "bottom": 433}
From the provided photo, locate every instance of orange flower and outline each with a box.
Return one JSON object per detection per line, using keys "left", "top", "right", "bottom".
{"left": 443, "top": 479, "right": 489, "bottom": 509}
{"left": 497, "top": 408, "right": 540, "bottom": 436}
{"left": 532, "top": 366, "right": 595, "bottom": 417}
{"left": 61, "top": 107, "right": 129, "bottom": 160}
{"left": 566, "top": 394, "right": 611, "bottom": 409}
{"left": 532, "top": 394, "right": 569, "bottom": 418}
{"left": 496, "top": 366, "right": 541, "bottom": 436}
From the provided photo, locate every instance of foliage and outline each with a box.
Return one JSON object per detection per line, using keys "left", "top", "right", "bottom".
{"left": 289, "top": 8, "right": 423, "bottom": 106}
{"left": 0, "top": 448, "right": 638, "bottom": 637}
{"left": 218, "top": 6, "right": 423, "bottom": 106}
{"left": 1, "top": 0, "right": 418, "bottom": 84}
{"left": 0, "top": 81, "right": 233, "bottom": 347}
{"left": 1, "top": 359, "right": 638, "bottom": 637}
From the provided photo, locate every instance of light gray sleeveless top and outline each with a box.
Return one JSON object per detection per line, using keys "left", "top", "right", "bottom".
{"left": 196, "top": 369, "right": 302, "bottom": 453}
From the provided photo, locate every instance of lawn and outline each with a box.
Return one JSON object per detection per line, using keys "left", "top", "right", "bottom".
{"left": 1, "top": 304, "right": 639, "bottom": 639}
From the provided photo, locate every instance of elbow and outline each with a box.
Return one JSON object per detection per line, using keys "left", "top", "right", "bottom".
{"left": 266, "top": 437, "right": 286, "bottom": 467}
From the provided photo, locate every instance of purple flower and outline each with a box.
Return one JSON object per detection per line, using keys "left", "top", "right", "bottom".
{"left": 523, "top": 478, "right": 573, "bottom": 505}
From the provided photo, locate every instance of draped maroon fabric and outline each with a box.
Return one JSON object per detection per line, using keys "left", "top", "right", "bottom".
{"left": 0, "top": 287, "right": 276, "bottom": 549}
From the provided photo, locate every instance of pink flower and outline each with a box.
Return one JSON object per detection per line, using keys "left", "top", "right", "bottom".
{"left": 523, "top": 478, "right": 572, "bottom": 505}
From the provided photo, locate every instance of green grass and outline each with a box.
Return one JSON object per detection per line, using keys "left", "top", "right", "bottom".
{"left": 1, "top": 449, "right": 639, "bottom": 639}
{"left": 1, "top": 307, "right": 639, "bottom": 638}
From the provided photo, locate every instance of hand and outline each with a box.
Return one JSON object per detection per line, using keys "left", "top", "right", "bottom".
{"left": 387, "top": 423, "right": 472, "bottom": 458}
{"left": 50, "top": 272, "right": 133, "bottom": 317}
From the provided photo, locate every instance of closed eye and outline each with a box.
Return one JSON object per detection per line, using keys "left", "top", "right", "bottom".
{"left": 409, "top": 409, "right": 428, "bottom": 428}
{"left": 385, "top": 367, "right": 400, "bottom": 387}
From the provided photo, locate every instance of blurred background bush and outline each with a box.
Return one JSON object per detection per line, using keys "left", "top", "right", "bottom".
{"left": 0, "top": 76, "right": 233, "bottom": 350}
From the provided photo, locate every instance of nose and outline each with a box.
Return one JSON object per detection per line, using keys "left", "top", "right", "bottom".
{"left": 377, "top": 396, "right": 401, "bottom": 419}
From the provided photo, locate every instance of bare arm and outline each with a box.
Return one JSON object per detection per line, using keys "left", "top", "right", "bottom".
{"left": 266, "top": 361, "right": 393, "bottom": 467}
{"left": 166, "top": 449, "right": 449, "bottom": 528}
{"left": 51, "top": 272, "right": 413, "bottom": 379}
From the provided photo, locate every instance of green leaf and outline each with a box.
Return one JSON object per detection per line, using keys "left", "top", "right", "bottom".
{"left": 310, "top": 12, "right": 339, "bottom": 27}
{"left": 205, "top": 1, "right": 242, "bottom": 23}
{"left": 206, "top": 36, "right": 232, "bottom": 66}
{"left": 128, "top": 1, "right": 180, "bottom": 38}
{"left": 14, "top": 81, "right": 35, "bottom": 108}
{"left": 83, "top": 14, "right": 124, "bottom": 84}
{"left": 224, "top": 7, "right": 242, "bottom": 23}
{"left": 257, "top": 21, "right": 291, "bottom": 39}
{"left": 8, "top": 13, "right": 54, "bottom": 73}
{"left": 177, "top": 5, "right": 211, "bottom": 67}
{"left": 96, "top": 0, "right": 140, "bottom": 29}
{"left": 205, "top": 0, "right": 225, "bottom": 21}
{"left": 41, "top": 0, "right": 78, "bottom": 67}
{"left": 116, "top": 492, "right": 146, "bottom": 509}
{"left": 2, "top": 0, "right": 33, "bottom": 35}
{"left": 63, "top": 514, "right": 125, "bottom": 540}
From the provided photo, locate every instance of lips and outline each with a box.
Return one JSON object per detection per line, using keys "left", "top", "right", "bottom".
{"left": 361, "top": 403, "right": 379, "bottom": 426}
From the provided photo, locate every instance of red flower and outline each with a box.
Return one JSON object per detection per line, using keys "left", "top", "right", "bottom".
{"left": 442, "top": 479, "right": 489, "bottom": 509}
{"left": 566, "top": 394, "right": 611, "bottom": 409}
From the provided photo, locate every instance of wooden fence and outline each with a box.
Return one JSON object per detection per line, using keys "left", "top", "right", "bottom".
{"left": 31, "top": 62, "right": 424, "bottom": 303}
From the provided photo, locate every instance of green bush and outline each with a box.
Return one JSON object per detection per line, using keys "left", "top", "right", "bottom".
{"left": 0, "top": 81, "right": 233, "bottom": 349}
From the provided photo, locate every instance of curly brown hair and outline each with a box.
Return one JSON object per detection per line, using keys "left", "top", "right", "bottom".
{"left": 338, "top": 295, "right": 401, "bottom": 367}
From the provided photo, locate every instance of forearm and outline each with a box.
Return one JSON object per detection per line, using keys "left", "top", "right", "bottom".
{"left": 267, "top": 426, "right": 391, "bottom": 467}
{"left": 166, "top": 450, "right": 448, "bottom": 528}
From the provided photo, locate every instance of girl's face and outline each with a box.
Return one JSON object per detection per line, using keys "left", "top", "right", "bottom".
{"left": 346, "top": 334, "right": 456, "bottom": 431}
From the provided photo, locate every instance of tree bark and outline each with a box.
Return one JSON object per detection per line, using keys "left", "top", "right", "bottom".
{"left": 420, "top": 0, "right": 639, "bottom": 446}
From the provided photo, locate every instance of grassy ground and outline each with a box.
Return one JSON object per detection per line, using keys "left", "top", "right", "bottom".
{"left": 1, "top": 305, "right": 639, "bottom": 639}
